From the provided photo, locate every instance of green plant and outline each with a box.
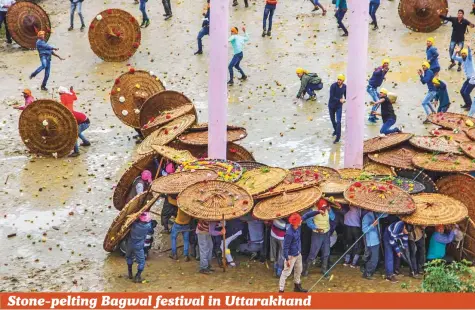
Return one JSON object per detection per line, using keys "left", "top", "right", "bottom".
{"left": 421, "top": 259, "right": 475, "bottom": 292}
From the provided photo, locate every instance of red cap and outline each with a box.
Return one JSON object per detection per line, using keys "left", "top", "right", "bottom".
{"left": 288, "top": 213, "right": 302, "bottom": 225}
{"left": 317, "top": 199, "right": 328, "bottom": 211}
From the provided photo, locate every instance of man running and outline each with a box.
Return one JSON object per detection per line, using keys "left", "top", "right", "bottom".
{"left": 162, "top": 0, "right": 172, "bottom": 20}
{"left": 262, "top": 0, "right": 277, "bottom": 37}
{"left": 369, "top": 0, "right": 380, "bottom": 30}
{"left": 30, "top": 31, "right": 65, "bottom": 91}
{"left": 194, "top": 0, "right": 210, "bottom": 55}
{"left": 335, "top": 0, "right": 348, "bottom": 37}
{"left": 439, "top": 9, "right": 474, "bottom": 71}
{"left": 367, "top": 59, "right": 390, "bottom": 123}
{"left": 453, "top": 44, "right": 475, "bottom": 110}
{"left": 227, "top": 26, "right": 249, "bottom": 86}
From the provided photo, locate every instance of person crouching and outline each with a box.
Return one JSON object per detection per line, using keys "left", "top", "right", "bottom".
{"left": 296, "top": 68, "right": 323, "bottom": 101}
{"left": 370, "top": 88, "right": 402, "bottom": 136}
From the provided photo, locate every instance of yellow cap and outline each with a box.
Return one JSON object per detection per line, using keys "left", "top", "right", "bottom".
{"left": 337, "top": 74, "right": 345, "bottom": 81}
{"left": 382, "top": 59, "right": 390, "bottom": 65}
{"left": 432, "top": 78, "right": 440, "bottom": 85}
{"left": 380, "top": 88, "right": 388, "bottom": 95}
{"left": 427, "top": 37, "right": 435, "bottom": 44}
{"left": 296, "top": 67, "right": 308, "bottom": 75}
{"left": 422, "top": 61, "right": 430, "bottom": 68}
{"left": 461, "top": 48, "right": 468, "bottom": 55}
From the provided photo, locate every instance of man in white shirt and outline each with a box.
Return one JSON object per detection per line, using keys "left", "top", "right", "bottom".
{"left": 0, "top": 0, "right": 15, "bottom": 44}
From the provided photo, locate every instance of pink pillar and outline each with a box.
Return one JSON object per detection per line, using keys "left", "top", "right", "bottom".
{"left": 344, "top": 0, "right": 369, "bottom": 168}
{"left": 207, "top": 0, "right": 229, "bottom": 159}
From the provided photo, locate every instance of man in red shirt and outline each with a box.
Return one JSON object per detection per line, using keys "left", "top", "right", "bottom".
{"left": 59, "top": 86, "right": 77, "bottom": 112}
{"left": 70, "top": 110, "right": 90, "bottom": 157}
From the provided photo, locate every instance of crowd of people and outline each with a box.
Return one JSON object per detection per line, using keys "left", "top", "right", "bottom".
{"left": 124, "top": 166, "right": 462, "bottom": 291}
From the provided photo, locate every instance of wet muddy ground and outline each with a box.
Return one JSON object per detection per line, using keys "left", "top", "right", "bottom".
{"left": 0, "top": 0, "right": 471, "bottom": 292}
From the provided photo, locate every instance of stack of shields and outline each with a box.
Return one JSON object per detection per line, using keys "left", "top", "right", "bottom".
{"left": 88, "top": 9, "right": 141, "bottom": 61}
{"left": 368, "top": 147, "right": 419, "bottom": 170}
{"left": 338, "top": 168, "right": 373, "bottom": 180}
{"left": 19, "top": 100, "right": 78, "bottom": 158}
{"left": 178, "top": 128, "right": 247, "bottom": 145}
{"left": 398, "top": 0, "right": 448, "bottom": 32}
{"left": 151, "top": 170, "right": 218, "bottom": 195}
{"left": 177, "top": 159, "right": 244, "bottom": 182}
{"left": 363, "top": 133, "right": 413, "bottom": 154}
{"left": 6, "top": 1, "right": 51, "bottom": 49}
{"left": 409, "top": 136, "right": 462, "bottom": 154}
{"left": 411, "top": 153, "right": 475, "bottom": 173}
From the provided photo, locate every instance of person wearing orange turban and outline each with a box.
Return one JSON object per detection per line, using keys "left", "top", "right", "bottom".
{"left": 30, "top": 31, "right": 64, "bottom": 91}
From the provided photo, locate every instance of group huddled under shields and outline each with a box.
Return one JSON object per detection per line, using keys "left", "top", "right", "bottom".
{"left": 2, "top": 0, "right": 475, "bottom": 293}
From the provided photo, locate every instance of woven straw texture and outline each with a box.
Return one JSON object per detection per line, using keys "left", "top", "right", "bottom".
{"left": 363, "top": 162, "right": 396, "bottom": 176}
{"left": 141, "top": 104, "right": 194, "bottom": 137}
{"left": 371, "top": 176, "right": 426, "bottom": 194}
{"left": 430, "top": 128, "right": 471, "bottom": 143}
{"left": 412, "top": 153, "right": 475, "bottom": 172}
{"left": 19, "top": 100, "right": 78, "bottom": 158}
{"left": 253, "top": 187, "right": 323, "bottom": 220}
{"left": 103, "top": 192, "right": 158, "bottom": 252}
{"left": 137, "top": 114, "right": 196, "bottom": 156}
{"left": 343, "top": 181, "right": 416, "bottom": 214}
{"left": 409, "top": 136, "right": 462, "bottom": 154}
{"left": 395, "top": 168, "right": 438, "bottom": 193}
{"left": 319, "top": 179, "right": 352, "bottom": 195}
{"left": 398, "top": 0, "right": 448, "bottom": 33}
{"left": 428, "top": 112, "right": 475, "bottom": 132}
{"left": 112, "top": 153, "right": 156, "bottom": 210}
{"left": 110, "top": 70, "right": 165, "bottom": 128}
{"left": 178, "top": 129, "right": 247, "bottom": 146}
{"left": 88, "top": 9, "right": 141, "bottom": 62}
{"left": 401, "top": 193, "right": 468, "bottom": 226}
{"left": 324, "top": 194, "right": 349, "bottom": 205}
{"left": 368, "top": 147, "right": 419, "bottom": 169}
{"left": 189, "top": 123, "right": 241, "bottom": 131}
{"left": 436, "top": 174, "right": 475, "bottom": 221}
{"left": 177, "top": 159, "right": 243, "bottom": 182}
{"left": 254, "top": 166, "right": 328, "bottom": 199}
{"left": 168, "top": 141, "right": 255, "bottom": 162}
{"left": 363, "top": 133, "right": 413, "bottom": 154}
{"left": 139, "top": 91, "right": 195, "bottom": 136}
{"left": 177, "top": 180, "right": 253, "bottom": 220}
{"left": 151, "top": 145, "right": 196, "bottom": 164}
{"left": 6, "top": 1, "right": 51, "bottom": 49}
{"left": 151, "top": 170, "right": 218, "bottom": 194}
{"left": 460, "top": 141, "right": 475, "bottom": 159}
{"left": 236, "top": 167, "right": 288, "bottom": 196}
{"left": 456, "top": 219, "right": 475, "bottom": 260}
{"left": 338, "top": 168, "right": 372, "bottom": 180}
{"left": 467, "top": 128, "right": 475, "bottom": 141}
{"left": 237, "top": 161, "right": 267, "bottom": 171}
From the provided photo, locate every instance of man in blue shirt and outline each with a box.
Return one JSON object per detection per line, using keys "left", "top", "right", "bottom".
{"left": 383, "top": 221, "right": 409, "bottom": 283}
{"left": 279, "top": 210, "right": 320, "bottom": 293}
{"left": 227, "top": 26, "right": 249, "bottom": 86}
{"left": 29, "top": 31, "right": 64, "bottom": 91}
{"left": 367, "top": 59, "right": 389, "bottom": 123}
{"left": 328, "top": 74, "right": 347, "bottom": 144}
{"left": 361, "top": 211, "right": 386, "bottom": 280}
{"left": 369, "top": 0, "right": 380, "bottom": 30}
{"left": 432, "top": 78, "right": 451, "bottom": 113}
{"left": 453, "top": 44, "right": 475, "bottom": 110}
{"left": 426, "top": 37, "right": 440, "bottom": 75}
{"left": 418, "top": 61, "right": 436, "bottom": 121}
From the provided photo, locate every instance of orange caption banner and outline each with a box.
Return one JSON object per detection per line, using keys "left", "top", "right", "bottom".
{"left": 0, "top": 293, "right": 474, "bottom": 309}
